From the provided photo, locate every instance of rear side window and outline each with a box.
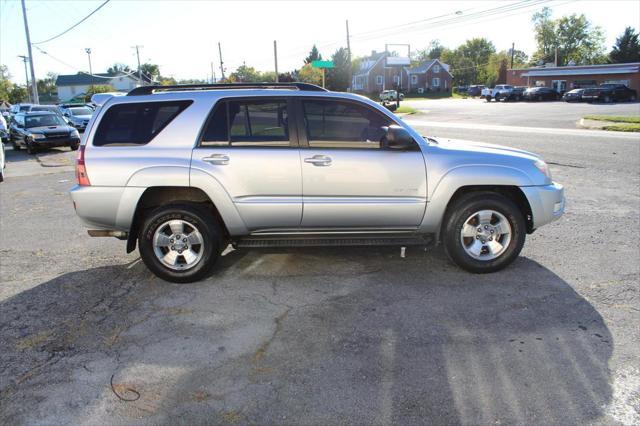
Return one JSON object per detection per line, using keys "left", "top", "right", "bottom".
{"left": 200, "top": 99, "right": 290, "bottom": 147}
{"left": 93, "top": 100, "right": 192, "bottom": 146}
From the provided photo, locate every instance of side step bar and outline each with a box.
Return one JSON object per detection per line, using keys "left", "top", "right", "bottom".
{"left": 235, "top": 234, "right": 433, "bottom": 248}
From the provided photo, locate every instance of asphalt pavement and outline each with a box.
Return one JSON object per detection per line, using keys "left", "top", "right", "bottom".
{"left": 0, "top": 102, "right": 639, "bottom": 425}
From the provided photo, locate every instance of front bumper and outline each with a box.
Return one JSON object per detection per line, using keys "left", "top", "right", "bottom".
{"left": 520, "top": 182, "right": 565, "bottom": 229}
{"left": 33, "top": 137, "right": 80, "bottom": 148}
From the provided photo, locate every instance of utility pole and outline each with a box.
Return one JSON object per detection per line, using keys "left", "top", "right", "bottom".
{"left": 85, "top": 48, "right": 93, "bottom": 92}
{"left": 210, "top": 62, "right": 215, "bottom": 84}
{"left": 18, "top": 55, "right": 31, "bottom": 103}
{"left": 132, "top": 45, "right": 143, "bottom": 86}
{"left": 273, "top": 40, "right": 279, "bottom": 82}
{"left": 218, "top": 42, "right": 225, "bottom": 81}
{"left": 510, "top": 42, "right": 515, "bottom": 69}
{"left": 346, "top": 20, "right": 352, "bottom": 91}
{"left": 20, "top": 0, "right": 39, "bottom": 104}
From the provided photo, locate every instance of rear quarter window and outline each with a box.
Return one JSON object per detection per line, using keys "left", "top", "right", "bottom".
{"left": 93, "top": 100, "right": 192, "bottom": 146}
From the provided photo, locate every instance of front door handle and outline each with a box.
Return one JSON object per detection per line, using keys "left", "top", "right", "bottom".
{"left": 202, "top": 154, "right": 229, "bottom": 165}
{"left": 304, "top": 155, "right": 332, "bottom": 166}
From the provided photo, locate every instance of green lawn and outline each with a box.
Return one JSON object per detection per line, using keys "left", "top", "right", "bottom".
{"left": 584, "top": 115, "right": 640, "bottom": 124}
{"left": 394, "top": 105, "right": 417, "bottom": 114}
{"left": 602, "top": 123, "right": 640, "bottom": 132}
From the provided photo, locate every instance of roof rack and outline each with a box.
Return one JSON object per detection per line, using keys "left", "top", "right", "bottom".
{"left": 127, "top": 82, "right": 328, "bottom": 96}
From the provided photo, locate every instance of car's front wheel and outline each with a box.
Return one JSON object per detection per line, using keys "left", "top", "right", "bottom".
{"left": 443, "top": 192, "right": 526, "bottom": 273}
{"left": 138, "top": 204, "right": 223, "bottom": 283}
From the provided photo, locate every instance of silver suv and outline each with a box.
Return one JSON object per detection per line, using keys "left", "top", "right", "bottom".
{"left": 70, "top": 83, "right": 565, "bottom": 283}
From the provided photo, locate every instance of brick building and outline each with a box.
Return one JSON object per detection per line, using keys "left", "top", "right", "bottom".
{"left": 506, "top": 62, "right": 640, "bottom": 93}
{"left": 352, "top": 51, "right": 453, "bottom": 95}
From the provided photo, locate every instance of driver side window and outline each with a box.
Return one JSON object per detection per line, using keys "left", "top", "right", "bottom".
{"left": 302, "top": 99, "right": 392, "bottom": 149}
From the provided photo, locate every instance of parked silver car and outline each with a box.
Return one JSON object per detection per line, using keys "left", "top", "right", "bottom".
{"left": 70, "top": 83, "right": 565, "bottom": 282}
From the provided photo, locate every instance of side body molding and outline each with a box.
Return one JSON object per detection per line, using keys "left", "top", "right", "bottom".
{"left": 420, "top": 164, "right": 534, "bottom": 233}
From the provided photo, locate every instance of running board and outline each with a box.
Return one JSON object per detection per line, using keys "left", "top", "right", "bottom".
{"left": 235, "top": 234, "right": 433, "bottom": 248}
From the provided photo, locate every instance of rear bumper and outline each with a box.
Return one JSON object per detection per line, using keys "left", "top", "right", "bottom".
{"left": 69, "top": 184, "right": 145, "bottom": 231}
{"left": 520, "top": 182, "right": 565, "bottom": 229}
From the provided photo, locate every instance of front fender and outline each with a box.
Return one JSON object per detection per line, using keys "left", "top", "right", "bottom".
{"left": 420, "top": 164, "right": 534, "bottom": 233}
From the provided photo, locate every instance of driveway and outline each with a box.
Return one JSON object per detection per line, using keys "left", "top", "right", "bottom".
{"left": 1, "top": 120, "right": 639, "bottom": 424}
{"left": 404, "top": 98, "right": 640, "bottom": 129}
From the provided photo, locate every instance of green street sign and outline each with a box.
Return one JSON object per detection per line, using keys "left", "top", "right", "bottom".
{"left": 311, "top": 60, "right": 334, "bottom": 69}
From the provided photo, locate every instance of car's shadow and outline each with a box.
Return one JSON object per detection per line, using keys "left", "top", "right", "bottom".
{"left": 0, "top": 248, "right": 613, "bottom": 424}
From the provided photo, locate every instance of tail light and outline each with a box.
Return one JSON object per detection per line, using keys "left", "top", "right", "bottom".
{"left": 76, "top": 145, "right": 91, "bottom": 186}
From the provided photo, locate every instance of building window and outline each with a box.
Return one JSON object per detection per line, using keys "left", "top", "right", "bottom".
{"left": 432, "top": 77, "right": 440, "bottom": 87}
{"left": 393, "top": 75, "right": 400, "bottom": 85}
{"left": 411, "top": 75, "right": 418, "bottom": 84}
{"left": 604, "top": 79, "right": 630, "bottom": 86}
{"left": 433, "top": 65, "right": 440, "bottom": 73}
{"left": 535, "top": 80, "right": 546, "bottom": 87}
{"left": 376, "top": 75, "right": 383, "bottom": 85}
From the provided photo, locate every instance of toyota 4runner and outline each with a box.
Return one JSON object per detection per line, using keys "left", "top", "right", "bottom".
{"left": 70, "top": 83, "right": 565, "bottom": 283}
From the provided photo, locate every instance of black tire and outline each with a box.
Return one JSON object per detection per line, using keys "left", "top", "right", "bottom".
{"left": 70, "top": 142, "right": 79, "bottom": 151}
{"left": 12, "top": 140, "right": 20, "bottom": 151}
{"left": 138, "top": 204, "right": 223, "bottom": 283}
{"left": 443, "top": 192, "right": 526, "bottom": 273}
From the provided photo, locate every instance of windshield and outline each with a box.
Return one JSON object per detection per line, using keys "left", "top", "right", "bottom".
{"left": 31, "top": 106, "right": 57, "bottom": 112}
{"left": 69, "top": 107, "right": 93, "bottom": 116}
{"left": 25, "top": 114, "right": 65, "bottom": 128}
{"left": 19, "top": 106, "right": 30, "bottom": 112}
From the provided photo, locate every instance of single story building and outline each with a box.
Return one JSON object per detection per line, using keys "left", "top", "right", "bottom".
{"left": 352, "top": 51, "right": 453, "bottom": 95}
{"left": 506, "top": 62, "right": 640, "bottom": 93}
{"left": 55, "top": 73, "right": 146, "bottom": 101}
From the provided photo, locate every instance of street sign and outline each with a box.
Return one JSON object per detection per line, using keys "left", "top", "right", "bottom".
{"left": 311, "top": 60, "right": 334, "bottom": 69}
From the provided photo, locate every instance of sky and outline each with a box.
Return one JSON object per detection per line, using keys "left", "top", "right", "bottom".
{"left": 1, "top": 0, "right": 639, "bottom": 85}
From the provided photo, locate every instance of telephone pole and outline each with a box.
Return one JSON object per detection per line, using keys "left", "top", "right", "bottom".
{"left": 132, "top": 45, "right": 143, "bottom": 85}
{"left": 346, "top": 20, "right": 352, "bottom": 91}
{"left": 20, "top": 0, "right": 39, "bottom": 104}
{"left": 210, "top": 62, "right": 215, "bottom": 83}
{"left": 18, "top": 55, "right": 31, "bottom": 103}
{"left": 218, "top": 42, "right": 225, "bottom": 81}
{"left": 85, "top": 48, "right": 93, "bottom": 92}
{"left": 510, "top": 42, "right": 515, "bottom": 69}
{"left": 273, "top": 40, "right": 279, "bottom": 82}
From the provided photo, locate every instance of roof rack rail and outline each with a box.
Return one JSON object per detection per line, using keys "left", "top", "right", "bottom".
{"left": 127, "top": 82, "right": 328, "bottom": 96}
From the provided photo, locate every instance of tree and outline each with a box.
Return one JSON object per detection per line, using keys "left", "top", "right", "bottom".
{"left": 0, "top": 65, "right": 13, "bottom": 102}
{"left": 304, "top": 45, "right": 322, "bottom": 64}
{"left": 507, "top": 48, "right": 528, "bottom": 67}
{"left": 9, "top": 86, "right": 28, "bottom": 104}
{"left": 609, "top": 27, "right": 640, "bottom": 63}
{"left": 415, "top": 40, "right": 445, "bottom": 62}
{"left": 531, "top": 8, "right": 606, "bottom": 65}
{"left": 298, "top": 64, "right": 323, "bottom": 86}
{"left": 37, "top": 72, "right": 57, "bottom": 101}
{"left": 107, "top": 63, "right": 131, "bottom": 75}
{"left": 326, "top": 47, "right": 350, "bottom": 91}
{"left": 85, "top": 85, "right": 115, "bottom": 102}
{"left": 229, "top": 64, "right": 262, "bottom": 82}
{"left": 139, "top": 63, "right": 160, "bottom": 82}
{"left": 441, "top": 38, "right": 496, "bottom": 86}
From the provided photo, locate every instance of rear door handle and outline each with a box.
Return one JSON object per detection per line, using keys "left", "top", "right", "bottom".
{"left": 304, "top": 155, "right": 332, "bottom": 166}
{"left": 202, "top": 154, "right": 229, "bottom": 165}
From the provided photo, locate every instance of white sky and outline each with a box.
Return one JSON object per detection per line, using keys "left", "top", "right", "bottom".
{"left": 1, "top": 0, "right": 639, "bottom": 84}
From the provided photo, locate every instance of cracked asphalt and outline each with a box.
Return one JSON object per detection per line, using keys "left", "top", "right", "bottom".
{"left": 1, "top": 101, "right": 639, "bottom": 425}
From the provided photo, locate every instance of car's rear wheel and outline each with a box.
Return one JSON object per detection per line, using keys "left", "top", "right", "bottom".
{"left": 12, "top": 140, "right": 20, "bottom": 151}
{"left": 26, "top": 142, "right": 36, "bottom": 155}
{"left": 70, "top": 142, "right": 79, "bottom": 151}
{"left": 139, "top": 204, "right": 222, "bottom": 283}
{"left": 443, "top": 192, "right": 526, "bottom": 273}
{"left": 604, "top": 95, "right": 612, "bottom": 103}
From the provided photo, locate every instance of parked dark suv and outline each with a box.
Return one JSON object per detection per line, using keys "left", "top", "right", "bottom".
{"left": 9, "top": 112, "right": 80, "bottom": 154}
{"left": 523, "top": 87, "right": 560, "bottom": 101}
{"left": 581, "top": 84, "right": 637, "bottom": 103}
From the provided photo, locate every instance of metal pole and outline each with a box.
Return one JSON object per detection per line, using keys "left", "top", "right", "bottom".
{"left": 210, "top": 62, "right": 215, "bottom": 83}
{"left": 274, "top": 40, "right": 279, "bottom": 82}
{"left": 218, "top": 42, "right": 225, "bottom": 81}
{"left": 510, "top": 42, "right": 515, "bottom": 69}
{"left": 346, "top": 20, "right": 352, "bottom": 91}
{"left": 322, "top": 68, "right": 325, "bottom": 88}
{"left": 18, "top": 55, "right": 31, "bottom": 103}
{"left": 85, "top": 48, "right": 93, "bottom": 95}
{"left": 20, "top": 0, "right": 39, "bottom": 104}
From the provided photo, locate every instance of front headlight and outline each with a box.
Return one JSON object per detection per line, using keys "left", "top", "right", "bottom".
{"left": 70, "top": 129, "right": 80, "bottom": 138}
{"left": 534, "top": 159, "right": 552, "bottom": 180}
{"left": 31, "top": 133, "right": 46, "bottom": 140}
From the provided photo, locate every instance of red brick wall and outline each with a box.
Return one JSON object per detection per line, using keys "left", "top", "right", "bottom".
{"left": 507, "top": 69, "right": 640, "bottom": 91}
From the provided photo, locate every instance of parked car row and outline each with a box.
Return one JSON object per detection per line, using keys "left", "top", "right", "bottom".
{"left": 8, "top": 111, "right": 81, "bottom": 154}
{"left": 479, "top": 83, "right": 637, "bottom": 103}
{"left": 6, "top": 102, "right": 95, "bottom": 132}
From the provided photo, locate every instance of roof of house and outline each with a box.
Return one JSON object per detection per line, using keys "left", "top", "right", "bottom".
{"left": 354, "top": 52, "right": 388, "bottom": 77}
{"left": 519, "top": 62, "right": 640, "bottom": 77}
{"left": 510, "top": 62, "right": 640, "bottom": 72}
{"left": 406, "top": 60, "right": 437, "bottom": 74}
{"left": 55, "top": 72, "right": 142, "bottom": 86}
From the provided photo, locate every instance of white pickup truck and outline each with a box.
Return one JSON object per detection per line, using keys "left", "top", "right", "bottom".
{"left": 482, "top": 85, "right": 515, "bottom": 102}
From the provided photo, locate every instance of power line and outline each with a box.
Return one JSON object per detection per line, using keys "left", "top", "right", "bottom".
{"left": 32, "top": 0, "right": 111, "bottom": 45}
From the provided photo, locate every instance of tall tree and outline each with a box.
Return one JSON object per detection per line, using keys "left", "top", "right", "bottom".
{"left": 326, "top": 47, "right": 350, "bottom": 91}
{"left": 298, "top": 64, "right": 323, "bottom": 85}
{"left": 139, "top": 63, "right": 160, "bottom": 82}
{"left": 609, "top": 27, "right": 640, "bottom": 63}
{"left": 304, "top": 45, "right": 322, "bottom": 64}
{"left": 441, "top": 38, "right": 496, "bottom": 85}
{"left": 531, "top": 8, "right": 606, "bottom": 65}
{"left": 229, "top": 64, "right": 262, "bottom": 82}
{"left": 107, "top": 63, "right": 131, "bottom": 75}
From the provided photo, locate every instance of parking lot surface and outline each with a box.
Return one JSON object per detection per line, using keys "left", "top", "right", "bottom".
{"left": 404, "top": 97, "right": 640, "bottom": 129}
{"left": 1, "top": 102, "right": 639, "bottom": 424}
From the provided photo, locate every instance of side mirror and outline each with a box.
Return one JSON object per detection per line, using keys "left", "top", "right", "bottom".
{"left": 64, "top": 112, "right": 70, "bottom": 117}
{"left": 382, "top": 125, "right": 415, "bottom": 150}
